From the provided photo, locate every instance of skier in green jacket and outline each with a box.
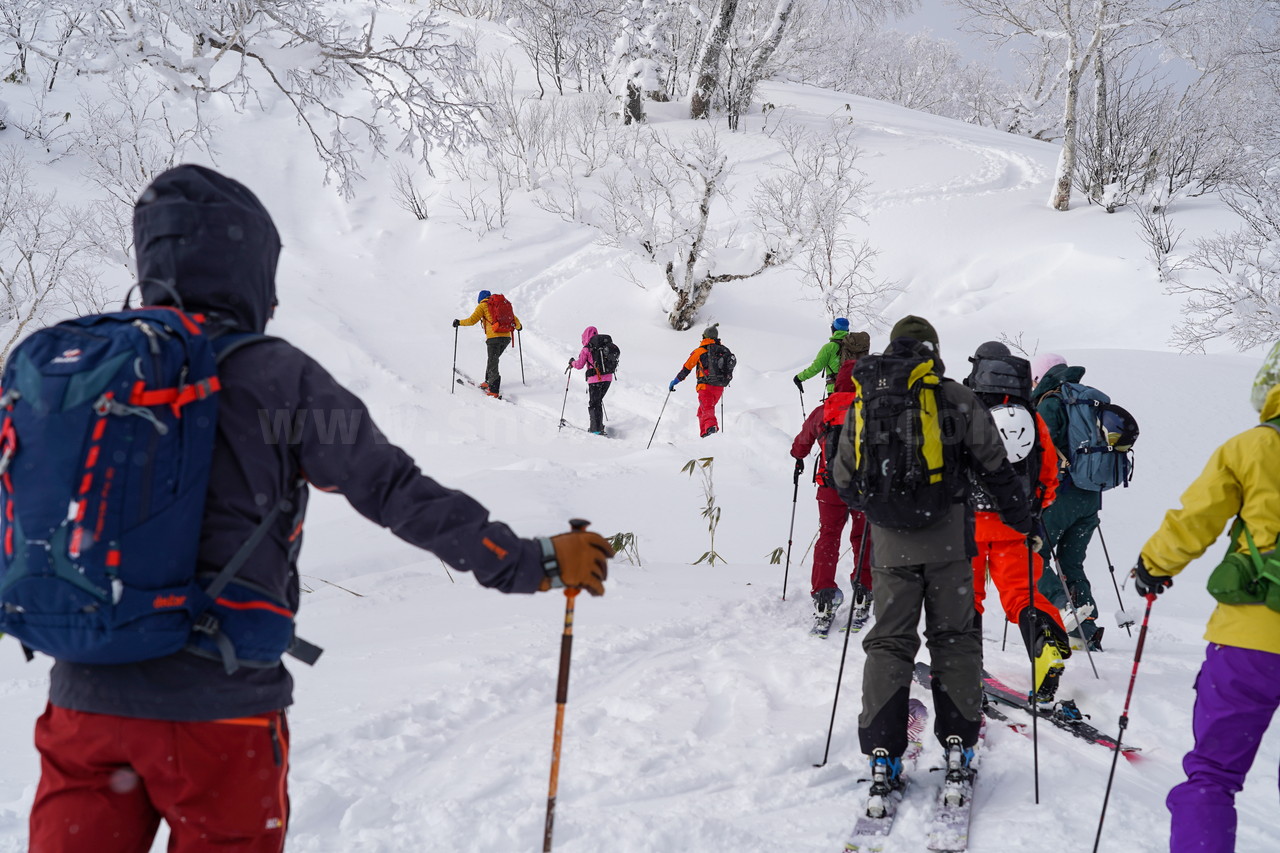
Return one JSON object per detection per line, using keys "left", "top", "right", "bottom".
{"left": 794, "top": 318, "right": 871, "bottom": 395}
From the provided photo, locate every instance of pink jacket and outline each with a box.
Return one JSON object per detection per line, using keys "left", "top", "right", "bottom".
{"left": 571, "top": 326, "right": 614, "bottom": 383}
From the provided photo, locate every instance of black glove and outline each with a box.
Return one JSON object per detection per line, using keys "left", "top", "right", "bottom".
{"left": 452, "top": 319, "right": 461, "bottom": 328}
{"left": 567, "top": 358, "right": 574, "bottom": 368}
{"left": 793, "top": 375, "right": 804, "bottom": 391}
{"left": 1132, "top": 557, "right": 1172, "bottom": 597}
{"left": 793, "top": 457, "right": 805, "bottom": 483}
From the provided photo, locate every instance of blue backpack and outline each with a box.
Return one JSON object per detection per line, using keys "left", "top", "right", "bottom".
{"left": 0, "top": 306, "right": 319, "bottom": 672}
{"left": 1057, "top": 381, "right": 1139, "bottom": 491}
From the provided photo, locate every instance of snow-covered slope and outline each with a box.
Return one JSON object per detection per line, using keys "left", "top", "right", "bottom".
{"left": 0, "top": 14, "right": 1274, "bottom": 853}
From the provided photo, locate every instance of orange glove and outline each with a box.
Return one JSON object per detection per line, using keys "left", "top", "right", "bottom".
{"left": 538, "top": 530, "right": 614, "bottom": 596}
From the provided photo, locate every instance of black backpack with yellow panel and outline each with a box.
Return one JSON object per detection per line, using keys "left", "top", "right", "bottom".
{"left": 840, "top": 339, "right": 958, "bottom": 529}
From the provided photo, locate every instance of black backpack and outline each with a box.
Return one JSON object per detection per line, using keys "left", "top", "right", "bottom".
{"left": 587, "top": 333, "right": 620, "bottom": 377}
{"left": 701, "top": 342, "right": 736, "bottom": 387}
{"left": 965, "top": 353, "right": 1032, "bottom": 400}
{"left": 840, "top": 341, "right": 957, "bottom": 529}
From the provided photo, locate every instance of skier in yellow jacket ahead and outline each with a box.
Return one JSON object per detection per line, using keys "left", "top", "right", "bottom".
{"left": 1134, "top": 341, "right": 1280, "bottom": 853}
{"left": 454, "top": 290, "right": 522, "bottom": 398}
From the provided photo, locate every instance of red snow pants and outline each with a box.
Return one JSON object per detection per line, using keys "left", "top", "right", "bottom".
{"left": 813, "top": 486, "right": 872, "bottom": 597}
{"left": 697, "top": 385, "right": 724, "bottom": 435}
{"left": 30, "top": 704, "right": 290, "bottom": 853}
{"left": 971, "top": 512, "right": 1064, "bottom": 630}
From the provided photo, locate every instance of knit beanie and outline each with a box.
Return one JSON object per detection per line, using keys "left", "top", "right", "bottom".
{"left": 702, "top": 324, "right": 720, "bottom": 340}
{"left": 889, "top": 315, "right": 938, "bottom": 349}
{"left": 1252, "top": 340, "right": 1280, "bottom": 412}
{"left": 832, "top": 317, "right": 850, "bottom": 332}
{"left": 477, "top": 290, "right": 491, "bottom": 303}
{"left": 1031, "top": 352, "right": 1066, "bottom": 386}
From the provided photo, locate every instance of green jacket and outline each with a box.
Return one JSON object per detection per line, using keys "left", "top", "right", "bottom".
{"left": 1031, "top": 363, "right": 1087, "bottom": 457}
{"left": 797, "top": 331, "right": 848, "bottom": 392}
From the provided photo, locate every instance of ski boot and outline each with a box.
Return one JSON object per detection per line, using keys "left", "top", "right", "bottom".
{"left": 1032, "top": 637, "right": 1065, "bottom": 707}
{"left": 813, "top": 587, "right": 844, "bottom": 618}
{"left": 1060, "top": 603, "right": 1094, "bottom": 634}
{"left": 941, "top": 736, "right": 975, "bottom": 807}
{"left": 851, "top": 585, "right": 873, "bottom": 623}
{"left": 866, "top": 749, "right": 904, "bottom": 817}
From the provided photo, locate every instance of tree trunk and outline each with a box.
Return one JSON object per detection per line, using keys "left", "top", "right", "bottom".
{"left": 690, "top": 0, "right": 739, "bottom": 120}
{"left": 1090, "top": 40, "right": 1108, "bottom": 206}
{"left": 1050, "top": 62, "right": 1080, "bottom": 211}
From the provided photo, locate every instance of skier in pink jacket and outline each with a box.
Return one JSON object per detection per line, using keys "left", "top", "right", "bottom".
{"left": 569, "top": 326, "right": 619, "bottom": 436}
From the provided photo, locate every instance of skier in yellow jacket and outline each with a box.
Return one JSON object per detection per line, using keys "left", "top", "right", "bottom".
{"left": 454, "top": 290, "right": 522, "bottom": 398}
{"left": 1134, "top": 341, "right": 1280, "bottom": 853}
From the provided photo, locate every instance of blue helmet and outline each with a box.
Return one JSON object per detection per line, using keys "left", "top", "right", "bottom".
{"left": 832, "top": 317, "right": 850, "bottom": 332}
{"left": 477, "top": 290, "right": 491, "bottom": 303}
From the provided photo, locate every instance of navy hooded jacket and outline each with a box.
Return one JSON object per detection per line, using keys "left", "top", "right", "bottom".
{"left": 50, "top": 165, "right": 546, "bottom": 720}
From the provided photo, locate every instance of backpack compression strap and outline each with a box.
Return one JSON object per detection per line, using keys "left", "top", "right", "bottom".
{"left": 191, "top": 333, "right": 323, "bottom": 673}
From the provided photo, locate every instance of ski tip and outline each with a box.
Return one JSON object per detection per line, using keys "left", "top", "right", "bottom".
{"left": 1120, "top": 747, "right": 1144, "bottom": 764}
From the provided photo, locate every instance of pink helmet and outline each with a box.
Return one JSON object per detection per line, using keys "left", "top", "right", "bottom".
{"left": 1031, "top": 353, "right": 1066, "bottom": 386}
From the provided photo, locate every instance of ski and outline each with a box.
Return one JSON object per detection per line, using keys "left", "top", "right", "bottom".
{"left": 979, "top": 670, "right": 1142, "bottom": 762}
{"left": 927, "top": 773, "right": 976, "bottom": 851}
{"left": 811, "top": 590, "right": 845, "bottom": 639}
{"left": 841, "top": 699, "right": 928, "bottom": 852}
{"left": 811, "top": 610, "right": 838, "bottom": 638}
{"left": 842, "top": 604, "right": 872, "bottom": 634}
{"left": 454, "top": 369, "right": 513, "bottom": 402}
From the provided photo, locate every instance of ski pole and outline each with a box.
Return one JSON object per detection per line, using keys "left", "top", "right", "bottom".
{"left": 814, "top": 531, "right": 869, "bottom": 768}
{"left": 557, "top": 364, "right": 572, "bottom": 432}
{"left": 646, "top": 389, "right": 672, "bottom": 449}
{"left": 798, "top": 385, "right": 805, "bottom": 422}
{"left": 720, "top": 400, "right": 725, "bottom": 434}
{"left": 543, "top": 519, "right": 590, "bottom": 852}
{"left": 1027, "top": 535, "right": 1040, "bottom": 805}
{"left": 1092, "top": 594, "right": 1155, "bottom": 853}
{"left": 1052, "top": 550, "right": 1099, "bottom": 679}
{"left": 519, "top": 330, "right": 526, "bottom": 386}
{"left": 782, "top": 458, "right": 803, "bottom": 601}
{"left": 451, "top": 325, "right": 459, "bottom": 395}
{"left": 1096, "top": 524, "right": 1134, "bottom": 637}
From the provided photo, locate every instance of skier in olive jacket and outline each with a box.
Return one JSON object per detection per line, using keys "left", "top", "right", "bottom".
{"left": 833, "top": 315, "right": 1031, "bottom": 788}
{"left": 28, "top": 165, "right": 613, "bottom": 853}
{"left": 1135, "top": 340, "right": 1280, "bottom": 853}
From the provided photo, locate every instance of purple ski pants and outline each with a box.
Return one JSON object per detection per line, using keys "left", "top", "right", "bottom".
{"left": 1168, "top": 643, "right": 1280, "bottom": 852}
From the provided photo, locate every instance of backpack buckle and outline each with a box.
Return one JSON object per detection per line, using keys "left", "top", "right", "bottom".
{"left": 192, "top": 612, "right": 221, "bottom": 637}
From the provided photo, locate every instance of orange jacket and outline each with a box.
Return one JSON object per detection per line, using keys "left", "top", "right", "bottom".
{"left": 676, "top": 338, "right": 717, "bottom": 390}
{"left": 458, "top": 299, "right": 522, "bottom": 339}
{"left": 974, "top": 411, "right": 1059, "bottom": 542}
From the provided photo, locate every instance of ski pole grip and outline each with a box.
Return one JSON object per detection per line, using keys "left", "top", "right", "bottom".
{"left": 568, "top": 518, "right": 590, "bottom": 532}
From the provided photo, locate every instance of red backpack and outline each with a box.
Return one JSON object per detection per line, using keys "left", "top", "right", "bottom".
{"left": 818, "top": 391, "right": 856, "bottom": 487}
{"left": 487, "top": 294, "right": 517, "bottom": 334}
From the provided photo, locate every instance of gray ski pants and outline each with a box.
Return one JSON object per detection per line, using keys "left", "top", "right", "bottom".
{"left": 858, "top": 558, "right": 983, "bottom": 756}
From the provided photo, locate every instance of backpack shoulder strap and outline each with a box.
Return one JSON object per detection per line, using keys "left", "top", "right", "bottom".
{"left": 1257, "top": 419, "right": 1280, "bottom": 437}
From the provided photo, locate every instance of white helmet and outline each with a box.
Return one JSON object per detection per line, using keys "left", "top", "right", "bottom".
{"left": 990, "top": 403, "right": 1035, "bottom": 463}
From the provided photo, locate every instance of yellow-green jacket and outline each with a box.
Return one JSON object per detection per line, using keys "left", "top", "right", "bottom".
{"left": 1140, "top": 384, "right": 1280, "bottom": 654}
{"left": 458, "top": 299, "right": 522, "bottom": 339}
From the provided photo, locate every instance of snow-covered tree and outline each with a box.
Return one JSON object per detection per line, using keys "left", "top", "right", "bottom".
{"left": 4, "top": 1, "right": 482, "bottom": 196}
{"left": 0, "top": 148, "right": 105, "bottom": 365}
